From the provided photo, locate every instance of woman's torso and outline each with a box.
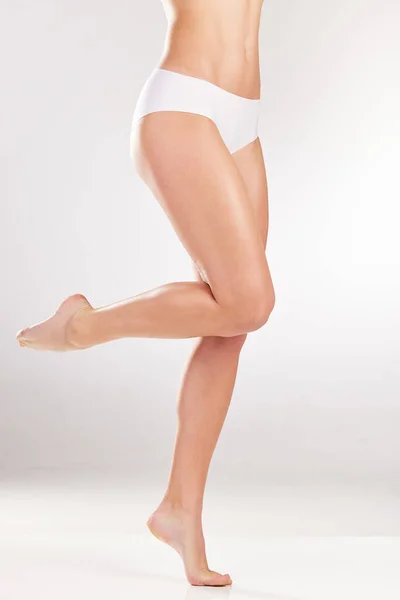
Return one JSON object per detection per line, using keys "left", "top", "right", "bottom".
{"left": 158, "top": 0, "right": 264, "bottom": 99}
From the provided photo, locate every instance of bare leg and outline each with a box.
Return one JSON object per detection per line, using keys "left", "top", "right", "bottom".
{"left": 16, "top": 282, "right": 247, "bottom": 351}
{"left": 147, "top": 138, "right": 270, "bottom": 586}
{"left": 16, "top": 116, "right": 274, "bottom": 351}
{"left": 148, "top": 332, "right": 247, "bottom": 586}
{"left": 15, "top": 113, "right": 274, "bottom": 586}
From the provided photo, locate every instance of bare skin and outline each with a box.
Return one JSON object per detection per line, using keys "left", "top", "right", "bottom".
{"left": 16, "top": 0, "right": 272, "bottom": 587}
{"left": 146, "top": 136, "right": 270, "bottom": 587}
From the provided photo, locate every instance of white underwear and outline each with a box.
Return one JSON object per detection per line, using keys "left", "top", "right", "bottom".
{"left": 131, "top": 68, "right": 261, "bottom": 154}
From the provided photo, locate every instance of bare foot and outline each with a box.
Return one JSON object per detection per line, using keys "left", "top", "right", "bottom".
{"left": 146, "top": 501, "right": 232, "bottom": 587}
{"left": 16, "top": 293, "right": 93, "bottom": 351}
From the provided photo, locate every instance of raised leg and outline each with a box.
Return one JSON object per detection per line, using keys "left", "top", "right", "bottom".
{"left": 16, "top": 115, "right": 274, "bottom": 351}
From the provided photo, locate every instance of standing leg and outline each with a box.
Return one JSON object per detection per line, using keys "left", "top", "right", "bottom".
{"left": 147, "top": 137, "right": 271, "bottom": 586}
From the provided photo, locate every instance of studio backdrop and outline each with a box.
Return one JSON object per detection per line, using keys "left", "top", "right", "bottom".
{"left": 1, "top": 0, "right": 399, "bottom": 488}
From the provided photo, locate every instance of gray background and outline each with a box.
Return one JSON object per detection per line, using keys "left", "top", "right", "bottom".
{"left": 1, "top": 0, "right": 399, "bottom": 490}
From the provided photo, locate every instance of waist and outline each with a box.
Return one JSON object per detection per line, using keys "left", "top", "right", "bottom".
{"left": 157, "top": 18, "right": 261, "bottom": 99}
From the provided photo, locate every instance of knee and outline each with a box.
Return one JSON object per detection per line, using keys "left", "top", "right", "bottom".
{"left": 228, "top": 286, "right": 275, "bottom": 335}
{"left": 209, "top": 332, "right": 248, "bottom": 351}
{"left": 195, "top": 331, "right": 248, "bottom": 357}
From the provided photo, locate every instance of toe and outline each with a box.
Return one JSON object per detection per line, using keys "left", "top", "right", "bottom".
{"left": 218, "top": 573, "right": 232, "bottom": 586}
{"left": 208, "top": 574, "right": 232, "bottom": 586}
{"left": 16, "top": 328, "right": 29, "bottom": 341}
{"left": 190, "top": 570, "right": 232, "bottom": 586}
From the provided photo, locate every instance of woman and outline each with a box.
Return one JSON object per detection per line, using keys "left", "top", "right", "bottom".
{"left": 16, "top": 0, "right": 275, "bottom": 587}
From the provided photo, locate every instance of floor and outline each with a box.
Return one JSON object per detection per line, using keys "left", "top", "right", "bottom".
{"left": 1, "top": 475, "right": 399, "bottom": 600}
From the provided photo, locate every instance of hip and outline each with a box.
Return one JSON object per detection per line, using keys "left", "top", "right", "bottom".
{"left": 131, "top": 67, "right": 261, "bottom": 155}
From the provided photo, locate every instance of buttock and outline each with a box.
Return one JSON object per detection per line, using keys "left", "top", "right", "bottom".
{"left": 131, "top": 68, "right": 261, "bottom": 155}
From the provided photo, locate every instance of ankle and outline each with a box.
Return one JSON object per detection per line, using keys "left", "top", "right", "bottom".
{"left": 67, "top": 307, "right": 93, "bottom": 348}
{"left": 159, "top": 495, "right": 203, "bottom": 518}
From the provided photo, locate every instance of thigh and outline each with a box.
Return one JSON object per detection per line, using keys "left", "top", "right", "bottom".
{"left": 191, "top": 136, "right": 270, "bottom": 285}
{"left": 232, "top": 137, "right": 270, "bottom": 251}
{"left": 131, "top": 111, "right": 273, "bottom": 310}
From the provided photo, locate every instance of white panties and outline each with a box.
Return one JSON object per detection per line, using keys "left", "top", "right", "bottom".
{"left": 131, "top": 68, "right": 261, "bottom": 154}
